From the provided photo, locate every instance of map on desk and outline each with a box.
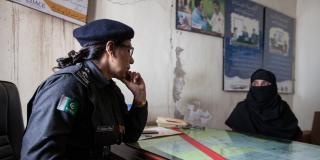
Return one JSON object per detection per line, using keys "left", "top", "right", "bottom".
{"left": 130, "top": 128, "right": 320, "bottom": 160}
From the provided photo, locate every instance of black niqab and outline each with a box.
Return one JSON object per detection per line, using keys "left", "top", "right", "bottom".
{"left": 226, "top": 69, "right": 302, "bottom": 140}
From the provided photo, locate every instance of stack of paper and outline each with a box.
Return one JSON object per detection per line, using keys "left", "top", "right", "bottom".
{"left": 156, "top": 117, "right": 188, "bottom": 128}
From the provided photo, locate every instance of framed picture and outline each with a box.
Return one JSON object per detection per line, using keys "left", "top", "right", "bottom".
{"left": 223, "top": 0, "right": 264, "bottom": 91}
{"left": 176, "top": 0, "right": 225, "bottom": 37}
{"left": 10, "top": 0, "right": 88, "bottom": 25}
{"left": 263, "top": 8, "right": 295, "bottom": 93}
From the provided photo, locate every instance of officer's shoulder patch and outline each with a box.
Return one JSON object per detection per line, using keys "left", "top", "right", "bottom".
{"left": 57, "top": 95, "right": 79, "bottom": 116}
{"left": 73, "top": 64, "right": 90, "bottom": 87}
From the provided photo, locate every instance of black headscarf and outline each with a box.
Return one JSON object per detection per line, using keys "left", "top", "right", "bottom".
{"left": 226, "top": 69, "right": 302, "bottom": 140}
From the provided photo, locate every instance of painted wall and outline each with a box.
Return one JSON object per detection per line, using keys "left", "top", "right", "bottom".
{"left": 293, "top": 0, "right": 320, "bottom": 130}
{"left": 0, "top": 1, "right": 79, "bottom": 125}
{"left": 1, "top": 0, "right": 303, "bottom": 129}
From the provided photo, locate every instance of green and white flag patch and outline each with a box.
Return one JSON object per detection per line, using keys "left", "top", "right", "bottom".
{"left": 57, "top": 95, "right": 79, "bottom": 116}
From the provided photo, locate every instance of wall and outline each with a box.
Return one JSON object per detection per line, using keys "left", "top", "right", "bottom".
{"left": 0, "top": 1, "right": 79, "bottom": 125}
{"left": 294, "top": 0, "right": 320, "bottom": 130}
{"left": 1, "top": 0, "right": 298, "bottom": 129}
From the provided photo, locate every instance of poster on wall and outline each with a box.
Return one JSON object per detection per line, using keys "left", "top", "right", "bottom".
{"left": 223, "top": 0, "right": 264, "bottom": 91}
{"left": 10, "top": 0, "right": 88, "bottom": 25}
{"left": 176, "top": 0, "right": 225, "bottom": 37}
{"left": 263, "top": 8, "right": 295, "bottom": 93}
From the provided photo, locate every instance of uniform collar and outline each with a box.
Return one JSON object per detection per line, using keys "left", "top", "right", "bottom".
{"left": 85, "top": 60, "right": 113, "bottom": 88}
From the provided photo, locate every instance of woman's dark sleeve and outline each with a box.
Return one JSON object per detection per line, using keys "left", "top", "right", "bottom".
{"left": 225, "top": 102, "right": 245, "bottom": 131}
{"left": 123, "top": 103, "right": 148, "bottom": 142}
{"left": 21, "top": 75, "right": 86, "bottom": 160}
{"left": 281, "top": 101, "right": 302, "bottom": 140}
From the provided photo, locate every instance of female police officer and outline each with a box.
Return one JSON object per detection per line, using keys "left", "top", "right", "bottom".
{"left": 21, "top": 19, "right": 148, "bottom": 159}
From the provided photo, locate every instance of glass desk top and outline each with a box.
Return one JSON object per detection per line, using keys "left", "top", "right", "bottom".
{"left": 129, "top": 128, "right": 320, "bottom": 160}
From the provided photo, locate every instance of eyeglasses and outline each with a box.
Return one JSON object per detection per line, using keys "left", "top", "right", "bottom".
{"left": 118, "top": 44, "right": 134, "bottom": 56}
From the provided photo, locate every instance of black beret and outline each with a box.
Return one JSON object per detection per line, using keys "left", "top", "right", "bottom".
{"left": 73, "top": 19, "right": 134, "bottom": 47}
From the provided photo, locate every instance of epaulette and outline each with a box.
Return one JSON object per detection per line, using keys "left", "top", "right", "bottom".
{"left": 53, "top": 63, "right": 91, "bottom": 87}
{"left": 73, "top": 63, "right": 90, "bottom": 87}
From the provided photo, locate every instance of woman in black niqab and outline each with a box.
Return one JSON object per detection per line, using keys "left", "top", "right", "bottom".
{"left": 225, "top": 69, "right": 302, "bottom": 140}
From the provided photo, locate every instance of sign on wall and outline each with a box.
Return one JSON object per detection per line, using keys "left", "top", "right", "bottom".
{"left": 176, "top": 0, "right": 225, "bottom": 37}
{"left": 10, "top": 0, "right": 88, "bottom": 25}
{"left": 223, "top": 0, "right": 264, "bottom": 91}
{"left": 263, "top": 8, "right": 295, "bottom": 93}
{"left": 223, "top": 0, "right": 295, "bottom": 93}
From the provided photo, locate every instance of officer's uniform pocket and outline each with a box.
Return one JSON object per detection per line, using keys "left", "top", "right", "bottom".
{"left": 94, "top": 125, "right": 121, "bottom": 146}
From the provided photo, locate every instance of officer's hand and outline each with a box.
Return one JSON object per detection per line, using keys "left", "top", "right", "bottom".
{"left": 121, "top": 71, "right": 146, "bottom": 106}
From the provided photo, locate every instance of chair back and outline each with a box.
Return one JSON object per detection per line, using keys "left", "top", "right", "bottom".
{"left": 0, "top": 81, "right": 24, "bottom": 160}
{"left": 311, "top": 111, "right": 320, "bottom": 145}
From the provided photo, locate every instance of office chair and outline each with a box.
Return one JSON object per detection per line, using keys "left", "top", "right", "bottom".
{"left": 310, "top": 111, "right": 320, "bottom": 145}
{"left": 0, "top": 81, "right": 24, "bottom": 160}
{"left": 301, "top": 111, "right": 320, "bottom": 145}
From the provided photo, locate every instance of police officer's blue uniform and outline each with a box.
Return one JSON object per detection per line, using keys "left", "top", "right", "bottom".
{"left": 21, "top": 60, "right": 147, "bottom": 159}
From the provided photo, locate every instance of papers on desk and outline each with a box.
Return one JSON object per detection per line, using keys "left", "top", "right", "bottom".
{"left": 139, "top": 127, "right": 182, "bottom": 140}
{"left": 156, "top": 117, "right": 188, "bottom": 128}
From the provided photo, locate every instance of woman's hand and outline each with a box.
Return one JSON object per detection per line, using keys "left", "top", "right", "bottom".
{"left": 121, "top": 71, "right": 146, "bottom": 106}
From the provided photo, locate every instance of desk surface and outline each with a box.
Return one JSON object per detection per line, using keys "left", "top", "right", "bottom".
{"left": 127, "top": 128, "right": 320, "bottom": 160}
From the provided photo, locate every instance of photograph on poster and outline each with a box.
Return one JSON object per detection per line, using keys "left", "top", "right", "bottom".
{"left": 230, "top": 13, "right": 259, "bottom": 48}
{"left": 269, "top": 27, "right": 289, "bottom": 56}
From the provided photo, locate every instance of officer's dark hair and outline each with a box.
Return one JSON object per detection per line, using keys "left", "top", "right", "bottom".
{"left": 195, "top": 0, "right": 201, "bottom": 7}
{"left": 54, "top": 40, "right": 124, "bottom": 70}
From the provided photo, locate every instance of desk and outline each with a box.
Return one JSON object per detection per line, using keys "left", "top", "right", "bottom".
{"left": 111, "top": 128, "right": 320, "bottom": 160}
